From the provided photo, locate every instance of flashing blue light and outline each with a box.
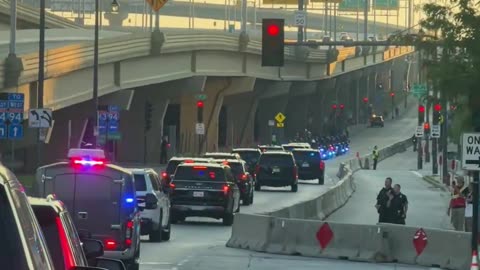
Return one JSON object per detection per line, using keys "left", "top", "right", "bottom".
{"left": 341, "top": 149, "right": 346, "bottom": 153}
{"left": 328, "top": 152, "right": 333, "bottom": 156}
{"left": 320, "top": 148, "right": 325, "bottom": 152}
{"left": 346, "top": 147, "right": 349, "bottom": 151}
{"left": 322, "top": 154, "right": 327, "bottom": 158}
{"left": 125, "top": 198, "right": 134, "bottom": 203}
{"left": 309, "top": 152, "right": 315, "bottom": 157}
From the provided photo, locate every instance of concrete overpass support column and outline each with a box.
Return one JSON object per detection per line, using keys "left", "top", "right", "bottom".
{"left": 224, "top": 92, "right": 258, "bottom": 148}
{"left": 285, "top": 82, "right": 317, "bottom": 140}
{"left": 314, "top": 79, "right": 336, "bottom": 136}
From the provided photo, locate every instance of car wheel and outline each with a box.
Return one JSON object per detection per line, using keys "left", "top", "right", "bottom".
{"left": 318, "top": 175, "right": 325, "bottom": 185}
{"left": 254, "top": 182, "right": 261, "bottom": 191}
{"left": 242, "top": 196, "right": 250, "bottom": 206}
{"left": 126, "top": 258, "right": 140, "bottom": 270}
{"left": 223, "top": 212, "right": 234, "bottom": 226}
{"left": 291, "top": 183, "right": 298, "bottom": 192}
{"left": 161, "top": 214, "right": 171, "bottom": 241}
{"left": 149, "top": 215, "right": 162, "bottom": 242}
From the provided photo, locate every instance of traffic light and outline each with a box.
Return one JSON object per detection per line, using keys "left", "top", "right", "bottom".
{"left": 339, "top": 104, "right": 345, "bottom": 110}
{"left": 433, "top": 103, "right": 441, "bottom": 125}
{"left": 418, "top": 105, "right": 425, "bottom": 124}
{"left": 434, "top": 104, "right": 441, "bottom": 112}
{"left": 145, "top": 102, "right": 153, "bottom": 132}
{"left": 362, "top": 97, "right": 369, "bottom": 103}
{"left": 197, "top": 100, "right": 204, "bottom": 123}
{"left": 390, "top": 92, "right": 395, "bottom": 97}
{"left": 424, "top": 122, "right": 430, "bottom": 134}
{"left": 332, "top": 104, "right": 337, "bottom": 110}
{"left": 262, "top": 19, "right": 284, "bottom": 67}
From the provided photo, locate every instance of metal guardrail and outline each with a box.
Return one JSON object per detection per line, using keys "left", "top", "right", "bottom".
{"left": 0, "top": 0, "right": 82, "bottom": 29}
{"left": 1, "top": 30, "right": 413, "bottom": 87}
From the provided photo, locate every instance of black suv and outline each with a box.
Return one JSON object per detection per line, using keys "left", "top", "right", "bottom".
{"left": 170, "top": 163, "right": 241, "bottom": 225}
{"left": 213, "top": 159, "right": 254, "bottom": 205}
{"left": 291, "top": 149, "right": 326, "bottom": 184}
{"left": 255, "top": 151, "right": 298, "bottom": 192}
{"left": 232, "top": 148, "right": 262, "bottom": 174}
{"left": 161, "top": 157, "right": 214, "bottom": 186}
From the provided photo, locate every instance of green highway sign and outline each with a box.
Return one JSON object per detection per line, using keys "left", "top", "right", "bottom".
{"left": 338, "top": 0, "right": 366, "bottom": 11}
{"left": 195, "top": 94, "right": 207, "bottom": 101}
{"left": 373, "top": 0, "right": 399, "bottom": 10}
{"left": 411, "top": 84, "right": 427, "bottom": 98}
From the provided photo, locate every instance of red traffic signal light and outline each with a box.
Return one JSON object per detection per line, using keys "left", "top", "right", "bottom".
{"left": 424, "top": 122, "right": 430, "bottom": 130}
{"left": 332, "top": 104, "right": 337, "bottom": 110}
{"left": 434, "top": 104, "right": 441, "bottom": 112}
{"left": 362, "top": 97, "right": 369, "bottom": 103}
{"left": 418, "top": 105, "right": 425, "bottom": 113}
{"left": 267, "top": 24, "right": 280, "bottom": 36}
{"left": 390, "top": 92, "right": 395, "bottom": 97}
{"left": 340, "top": 104, "right": 345, "bottom": 110}
{"left": 196, "top": 100, "right": 204, "bottom": 108}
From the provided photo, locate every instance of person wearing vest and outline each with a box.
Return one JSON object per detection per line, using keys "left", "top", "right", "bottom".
{"left": 372, "top": 146, "right": 379, "bottom": 170}
{"left": 448, "top": 176, "right": 469, "bottom": 231}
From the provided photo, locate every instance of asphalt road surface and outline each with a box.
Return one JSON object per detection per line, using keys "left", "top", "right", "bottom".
{"left": 138, "top": 103, "right": 437, "bottom": 270}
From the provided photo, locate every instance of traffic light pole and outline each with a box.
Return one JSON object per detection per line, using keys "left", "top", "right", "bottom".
{"left": 297, "top": 0, "right": 304, "bottom": 42}
{"left": 432, "top": 110, "right": 438, "bottom": 175}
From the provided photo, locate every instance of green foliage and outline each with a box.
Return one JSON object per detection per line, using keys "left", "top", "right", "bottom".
{"left": 448, "top": 106, "right": 472, "bottom": 144}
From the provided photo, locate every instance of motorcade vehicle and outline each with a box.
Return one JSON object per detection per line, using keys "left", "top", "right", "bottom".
{"left": 231, "top": 148, "right": 262, "bottom": 174}
{"left": 169, "top": 162, "right": 241, "bottom": 225}
{"left": 131, "top": 169, "right": 171, "bottom": 242}
{"left": 161, "top": 157, "right": 214, "bottom": 186}
{"left": 255, "top": 151, "right": 298, "bottom": 192}
{"left": 291, "top": 149, "right": 325, "bottom": 184}
{"left": 370, "top": 114, "right": 385, "bottom": 127}
{"left": 33, "top": 148, "right": 156, "bottom": 270}
{"left": 29, "top": 195, "right": 126, "bottom": 270}
{"left": 258, "top": 145, "right": 283, "bottom": 152}
{"left": 281, "top": 143, "right": 311, "bottom": 152}
{"left": 212, "top": 159, "right": 254, "bottom": 205}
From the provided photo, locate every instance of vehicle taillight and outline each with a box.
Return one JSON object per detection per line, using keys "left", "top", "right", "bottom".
{"left": 223, "top": 185, "right": 230, "bottom": 196}
{"left": 161, "top": 171, "right": 168, "bottom": 180}
{"left": 56, "top": 217, "right": 75, "bottom": 269}
{"left": 320, "top": 161, "right": 325, "bottom": 171}
{"left": 125, "top": 220, "right": 134, "bottom": 248}
{"left": 239, "top": 174, "right": 248, "bottom": 181}
{"left": 105, "top": 240, "right": 117, "bottom": 250}
{"left": 293, "top": 167, "right": 298, "bottom": 179}
{"left": 169, "top": 183, "right": 176, "bottom": 189}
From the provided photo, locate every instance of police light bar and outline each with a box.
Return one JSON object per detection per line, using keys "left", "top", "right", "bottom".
{"left": 72, "top": 159, "right": 105, "bottom": 166}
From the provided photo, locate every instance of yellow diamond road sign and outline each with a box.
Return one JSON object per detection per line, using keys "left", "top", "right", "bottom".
{"left": 276, "top": 122, "right": 284, "bottom": 128}
{"left": 146, "top": 0, "right": 168, "bottom": 11}
{"left": 275, "top": 112, "right": 286, "bottom": 123}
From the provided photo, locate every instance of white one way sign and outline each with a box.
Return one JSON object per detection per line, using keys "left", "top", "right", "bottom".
{"left": 462, "top": 133, "right": 480, "bottom": 171}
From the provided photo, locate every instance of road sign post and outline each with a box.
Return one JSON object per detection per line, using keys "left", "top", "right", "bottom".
{"left": 274, "top": 112, "right": 286, "bottom": 128}
{"left": 415, "top": 125, "right": 424, "bottom": 138}
{"left": 294, "top": 10, "right": 307, "bottom": 27}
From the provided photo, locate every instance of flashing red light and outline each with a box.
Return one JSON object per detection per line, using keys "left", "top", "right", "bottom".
{"left": 161, "top": 171, "right": 168, "bottom": 179}
{"left": 239, "top": 174, "right": 248, "bottom": 181}
{"left": 169, "top": 183, "right": 176, "bottom": 189}
{"left": 418, "top": 105, "right": 425, "bottom": 113}
{"left": 56, "top": 217, "right": 75, "bottom": 269}
{"left": 362, "top": 97, "right": 369, "bottom": 103}
{"left": 72, "top": 158, "right": 105, "bottom": 166}
{"left": 184, "top": 159, "right": 194, "bottom": 163}
{"left": 267, "top": 24, "right": 280, "bottom": 36}
{"left": 126, "top": 220, "right": 134, "bottom": 229}
{"left": 196, "top": 101, "right": 204, "bottom": 108}
{"left": 209, "top": 171, "right": 216, "bottom": 179}
{"left": 193, "top": 166, "right": 207, "bottom": 169}
{"left": 332, "top": 104, "right": 337, "bottom": 110}
{"left": 105, "top": 240, "right": 117, "bottom": 250}
{"left": 223, "top": 185, "right": 230, "bottom": 195}
{"left": 424, "top": 122, "right": 430, "bottom": 130}
{"left": 390, "top": 92, "right": 395, "bottom": 97}
{"left": 125, "top": 239, "right": 132, "bottom": 247}
{"left": 434, "top": 104, "right": 441, "bottom": 112}
{"left": 339, "top": 104, "right": 345, "bottom": 110}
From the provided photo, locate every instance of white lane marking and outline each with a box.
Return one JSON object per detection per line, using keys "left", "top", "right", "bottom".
{"left": 411, "top": 171, "right": 423, "bottom": 178}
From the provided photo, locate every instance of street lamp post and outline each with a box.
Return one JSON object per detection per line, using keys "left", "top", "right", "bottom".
{"left": 93, "top": 0, "right": 119, "bottom": 148}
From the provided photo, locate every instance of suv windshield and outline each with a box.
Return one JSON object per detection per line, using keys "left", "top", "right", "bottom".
{"left": 292, "top": 151, "right": 320, "bottom": 163}
{"left": 166, "top": 160, "right": 183, "bottom": 174}
{"left": 31, "top": 205, "right": 65, "bottom": 270}
{"left": 259, "top": 155, "right": 293, "bottom": 166}
{"left": 233, "top": 151, "right": 259, "bottom": 164}
{"left": 134, "top": 174, "right": 147, "bottom": 191}
{"left": 0, "top": 185, "right": 28, "bottom": 270}
{"left": 174, "top": 166, "right": 225, "bottom": 182}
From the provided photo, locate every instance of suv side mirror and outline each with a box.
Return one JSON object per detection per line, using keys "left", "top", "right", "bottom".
{"left": 82, "top": 239, "right": 104, "bottom": 259}
{"left": 78, "top": 229, "right": 92, "bottom": 240}
{"left": 145, "top": 193, "right": 158, "bottom": 210}
{"left": 94, "top": 258, "right": 127, "bottom": 270}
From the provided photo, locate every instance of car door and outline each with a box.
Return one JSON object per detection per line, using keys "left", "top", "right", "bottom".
{"left": 148, "top": 172, "right": 167, "bottom": 227}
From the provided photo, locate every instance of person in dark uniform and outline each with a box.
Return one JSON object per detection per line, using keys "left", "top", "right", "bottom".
{"left": 387, "top": 184, "right": 408, "bottom": 225}
{"left": 372, "top": 146, "right": 379, "bottom": 170}
{"left": 375, "top": 177, "right": 393, "bottom": 223}
{"left": 160, "top": 136, "right": 168, "bottom": 164}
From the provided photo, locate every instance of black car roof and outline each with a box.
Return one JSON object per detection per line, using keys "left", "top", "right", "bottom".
{"left": 261, "top": 151, "right": 292, "bottom": 156}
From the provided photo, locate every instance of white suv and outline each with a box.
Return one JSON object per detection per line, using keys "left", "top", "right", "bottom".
{"left": 131, "top": 169, "right": 171, "bottom": 242}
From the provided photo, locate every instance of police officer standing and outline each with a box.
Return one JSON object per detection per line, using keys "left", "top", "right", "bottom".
{"left": 375, "top": 177, "right": 393, "bottom": 223}
{"left": 372, "top": 145, "right": 379, "bottom": 170}
{"left": 387, "top": 184, "right": 409, "bottom": 224}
